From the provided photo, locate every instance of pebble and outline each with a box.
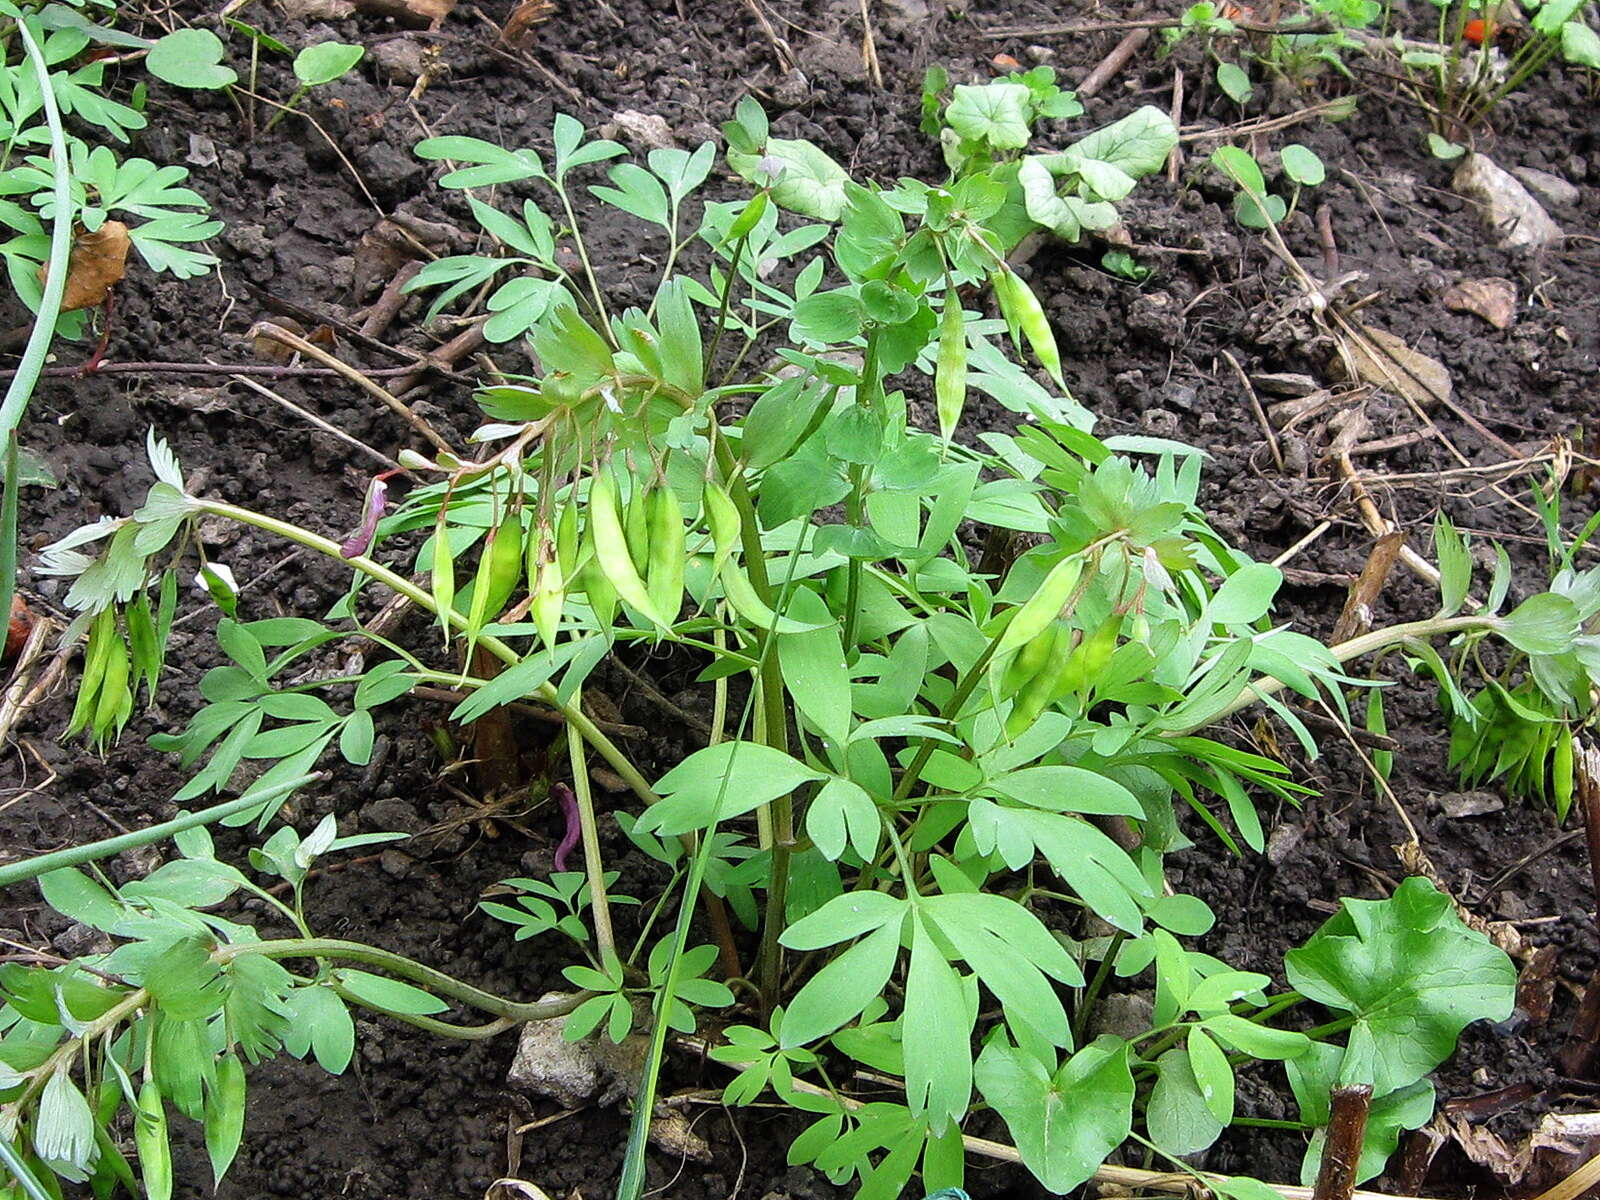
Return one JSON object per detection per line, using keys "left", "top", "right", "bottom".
{"left": 1453, "top": 153, "right": 1562, "bottom": 250}
{"left": 1512, "top": 165, "right": 1580, "bottom": 209}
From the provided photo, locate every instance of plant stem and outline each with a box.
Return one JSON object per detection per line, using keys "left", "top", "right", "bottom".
{"left": 0, "top": 17, "right": 72, "bottom": 631}
{"left": 260, "top": 84, "right": 307, "bottom": 133}
{"left": 564, "top": 710, "right": 616, "bottom": 964}
{"left": 221, "top": 938, "right": 586, "bottom": 1021}
{"left": 841, "top": 329, "right": 884, "bottom": 654}
{"left": 1073, "top": 930, "right": 1126, "bottom": 1046}
{"left": 0, "top": 776, "right": 316, "bottom": 888}
{"left": 555, "top": 185, "right": 614, "bottom": 345}
{"left": 192, "top": 498, "right": 661, "bottom": 809}
{"left": 1313, "top": 1084, "right": 1373, "bottom": 1200}
{"left": 1197, "top": 613, "right": 1496, "bottom": 731}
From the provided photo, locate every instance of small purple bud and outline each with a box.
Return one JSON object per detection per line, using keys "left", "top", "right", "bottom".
{"left": 340, "top": 477, "right": 389, "bottom": 559}
{"left": 552, "top": 782, "right": 581, "bottom": 872}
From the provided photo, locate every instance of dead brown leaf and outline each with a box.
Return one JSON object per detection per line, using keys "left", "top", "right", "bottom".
{"left": 501, "top": 0, "right": 556, "bottom": 47}
{"left": 45, "top": 221, "right": 130, "bottom": 313}
{"left": 1442, "top": 277, "right": 1517, "bottom": 329}
{"left": 1345, "top": 324, "right": 1454, "bottom": 411}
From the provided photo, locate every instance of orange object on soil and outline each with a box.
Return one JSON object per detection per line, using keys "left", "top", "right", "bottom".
{"left": 5, "top": 594, "right": 32, "bottom": 660}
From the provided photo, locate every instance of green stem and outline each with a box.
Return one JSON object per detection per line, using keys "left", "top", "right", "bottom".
{"left": 1073, "top": 931, "right": 1126, "bottom": 1046}
{"left": 1195, "top": 613, "right": 1496, "bottom": 731}
{"left": 0, "top": 17, "right": 72, "bottom": 631}
{"left": 841, "top": 330, "right": 883, "bottom": 654}
{"left": 0, "top": 1133, "right": 52, "bottom": 1200}
{"left": 554, "top": 184, "right": 614, "bottom": 344}
{"left": 564, "top": 706, "right": 616, "bottom": 964}
{"left": 221, "top": 939, "right": 585, "bottom": 1021}
{"left": 0, "top": 776, "right": 314, "bottom": 888}
{"left": 260, "top": 83, "right": 307, "bottom": 134}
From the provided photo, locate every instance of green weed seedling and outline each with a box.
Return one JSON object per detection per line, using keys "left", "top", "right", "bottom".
{"left": 6, "top": 100, "right": 1561, "bottom": 1200}
{"left": 261, "top": 40, "right": 364, "bottom": 132}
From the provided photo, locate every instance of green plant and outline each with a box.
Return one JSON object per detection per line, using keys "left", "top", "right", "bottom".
{"left": 7, "top": 104, "right": 1557, "bottom": 1200}
{"left": 1210, "top": 142, "right": 1326, "bottom": 228}
{"left": 1393, "top": 0, "right": 1600, "bottom": 153}
{"left": 1425, "top": 498, "right": 1600, "bottom": 820}
{"left": 0, "top": 7, "right": 224, "bottom": 327}
{"left": 260, "top": 40, "right": 363, "bottom": 133}
{"left": 913, "top": 69, "right": 1177, "bottom": 255}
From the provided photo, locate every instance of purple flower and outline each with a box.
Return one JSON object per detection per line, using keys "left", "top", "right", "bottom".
{"left": 552, "top": 781, "right": 580, "bottom": 872}
{"left": 340, "top": 477, "right": 389, "bottom": 559}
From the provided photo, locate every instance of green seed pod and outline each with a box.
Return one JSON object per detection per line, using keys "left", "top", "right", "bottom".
{"left": 1553, "top": 725, "right": 1575, "bottom": 819}
{"left": 703, "top": 481, "right": 742, "bottom": 578}
{"left": 134, "top": 1079, "right": 173, "bottom": 1200}
{"left": 992, "top": 265, "right": 1065, "bottom": 390}
{"left": 590, "top": 467, "right": 666, "bottom": 627}
{"left": 530, "top": 538, "right": 565, "bottom": 649}
{"left": 1005, "top": 625, "right": 1075, "bottom": 738}
{"left": 644, "top": 484, "right": 686, "bottom": 625}
{"left": 204, "top": 1051, "right": 247, "bottom": 1186}
{"left": 935, "top": 287, "right": 967, "bottom": 442}
{"left": 624, "top": 480, "right": 652, "bottom": 576}
{"left": 66, "top": 608, "right": 117, "bottom": 739}
{"left": 92, "top": 625, "right": 132, "bottom": 745}
{"left": 1000, "top": 621, "right": 1058, "bottom": 699}
{"left": 481, "top": 511, "right": 526, "bottom": 621}
{"left": 430, "top": 511, "right": 456, "bottom": 645}
{"left": 555, "top": 499, "right": 580, "bottom": 580}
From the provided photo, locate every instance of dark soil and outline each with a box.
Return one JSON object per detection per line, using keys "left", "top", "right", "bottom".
{"left": 3, "top": 0, "right": 1599, "bottom": 1194}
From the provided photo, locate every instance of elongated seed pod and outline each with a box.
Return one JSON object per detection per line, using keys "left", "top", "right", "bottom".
{"left": 555, "top": 500, "right": 580, "bottom": 580}
{"left": 66, "top": 608, "right": 116, "bottom": 738}
{"left": 1005, "top": 624, "right": 1074, "bottom": 738}
{"left": 998, "top": 556, "right": 1083, "bottom": 655}
{"left": 1000, "top": 621, "right": 1057, "bottom": 698}
{"left": 703, "top": 481, "right": 742, "bottom": 578}
{"left": 624, "top": 480, "right": 652, "bottom": 576}
{"left": 644, "top": 484, "right": 685, "bottom": 625}
{"left": 589, "top": 468, "right": 667, "bottom": 626}
{"left": 135, "top": 1079, "right": 173, "bottom": 1200}
{"left": 93, "top": 626, "right": 132, "bottom": 744}
{"left": 430, "top": 512, "right": 456, "bottom": 645}
{"left": 204, "top": 1051, "right": 246, "bottom": 1186}
{"left": 935, "top": 288, "right": 967, "bottom": 442}
{"left": 480, "top": 511, "right": 525, "bottom": 621}
{"left": 992, "top": 266, "right": 1065, "bottom": 389}
{"left": 531, "top": 539, "right": 565, "bottom": 649}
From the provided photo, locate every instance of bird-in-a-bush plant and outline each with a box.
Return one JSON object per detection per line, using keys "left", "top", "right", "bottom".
{"left": 2, "top": 101, "right": 1552, "bottom": 1200}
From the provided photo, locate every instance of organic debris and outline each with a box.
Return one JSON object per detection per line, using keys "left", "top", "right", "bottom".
{"left": 1442, "top": 277, "right": 1518, "bottom": 329}
{"left": 46, "top": 220, "right": 130, "bottom": 313}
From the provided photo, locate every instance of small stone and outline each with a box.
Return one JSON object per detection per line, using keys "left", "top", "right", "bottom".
{"left": 1436, "top": 789, "right": 1504, "bottom": 818}
{"left": 370, "top": 38, "right": 428, "bottom": 83}
{"left": 604, "top": 109, "right": 674, "bottom": 151}
{"left": 1265, "top": 822, "right": 1303, "bottom": 865}
{"left": 1251, "top": 371, "right": 1318, "bottom": 397}
{"left": 186, "top": 135, "right": 218, "bottom": 168}
{"left": 507, "top": 1011, "right": 604, "bottom": 1107}
{"left": 1165, "top": 384, "right": 1199, "bottom": 412}
{"left": 1442, "top": 277, "right": 1517, "bottom": 329}
{"left": 1512, "top": 165, "right": 1580, "bottom": 209}
{"left": 362, "top": 796, "right": 427, "bottom": 834}
{"left": 379, "top": 849, "right": 412, "bottom": 878}
{"left": 1453, "top": 153, "right": 1562, "bottom": 250}
{"left": 991, "top": 52, "right": 1022, "bottom": 72}
{"left": 1025, "top": 44, "right": 1055, "bottom": 62}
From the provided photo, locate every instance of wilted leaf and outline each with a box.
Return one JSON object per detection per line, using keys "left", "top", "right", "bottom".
{"left": 1441, "top": 277, "right": 1516, "bottom": 329}
{"left": 1344, "top": 325, "right": 1453, "bottom": 410}
{"left": 46, "top": 221, "right": 131, "bottom": 313}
